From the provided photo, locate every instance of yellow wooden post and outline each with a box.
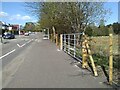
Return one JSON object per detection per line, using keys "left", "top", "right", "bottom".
{"left": 60, "top": 34, "right": 63, "bottom": 50}
{"left": 82, "top": 35, "right": 88, "bottom": 69}
{"left": 86, "top": 42, "right": 98, "bottom": 76}
{"left": 56, "top": 34, "right": 58, "bottom": 46}
{"left": 109, "top": 33, "right": 113, "bottom": 85}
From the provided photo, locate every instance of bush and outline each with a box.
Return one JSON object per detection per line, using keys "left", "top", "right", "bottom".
{"left": 85, "top": 26, "right": 93, "bottom": 36}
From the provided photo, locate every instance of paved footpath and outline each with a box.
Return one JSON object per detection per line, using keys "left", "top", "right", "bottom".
{"left": 4, "top": 33, "right": 112, "bottom": 88}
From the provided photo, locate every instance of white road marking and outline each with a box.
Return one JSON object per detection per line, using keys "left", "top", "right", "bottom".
{"left": 35, "top": 39, "right": 42, "bottom": 43}
{"left": 17, "top": 40, "right": 32, "bottom": 48}
{"left": 17, "top": 44, "right": 21, "bottom": 47}
{"left": 20, "top": 43, "right": 26, "bottom": 47}
{"left": 26, "top": 40, "right": 32, "bottom": 44}
{"left": 0, "top": 49, "right": 16, "bottom": 59}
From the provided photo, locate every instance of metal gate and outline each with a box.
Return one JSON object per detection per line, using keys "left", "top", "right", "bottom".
{"left": 61, "top": 33, "right": 83, "bottom": 62}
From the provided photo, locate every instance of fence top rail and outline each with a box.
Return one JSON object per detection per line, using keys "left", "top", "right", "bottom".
{"left": 62, "top": 33, "right": 83, "bottom": 35}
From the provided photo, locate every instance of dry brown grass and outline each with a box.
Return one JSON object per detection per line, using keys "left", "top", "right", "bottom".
{"left": 89, "top": 35, "right": 119, "bottom": 84}
{"left": 89, "top": 35, "right": 118, "bottom": 56}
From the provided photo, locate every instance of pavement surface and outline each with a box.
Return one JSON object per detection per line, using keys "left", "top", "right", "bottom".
{"left": 2, "top": 33, "right": 112, "bottom": 88}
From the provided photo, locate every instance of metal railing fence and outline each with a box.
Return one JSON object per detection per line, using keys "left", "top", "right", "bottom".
{"left": 61, "top": 33, "right": 83, "bottom": 62}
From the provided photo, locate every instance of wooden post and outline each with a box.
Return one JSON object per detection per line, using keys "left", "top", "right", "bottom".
{"left": 109, "top": 33, "right": 113, "bottom": 85}
{"left": 82, "top": 35, "right": 88, "bottom": 69}
{"left": 52, "top": 26, "right": 56, "bottom": 43}
{"left": 56, "top": 34, "right": 58, "bottom": 46}
{"left": 86, "top": 42, "right": 98, "bottom": 76}
{"left": 60, "top": 34, "right": 63, "bottom": 50}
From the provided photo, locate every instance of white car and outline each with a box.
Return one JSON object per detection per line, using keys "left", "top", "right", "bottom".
{"left": 24, "top": 32, "right": 29, "bottom": 36}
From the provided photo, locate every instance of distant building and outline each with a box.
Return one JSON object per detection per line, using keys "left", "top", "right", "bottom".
{"left": 11, "top": 24, "right": 19, "bottom": 30}
{"left": 0, "top": 21, "right": 9, "bottom": 36}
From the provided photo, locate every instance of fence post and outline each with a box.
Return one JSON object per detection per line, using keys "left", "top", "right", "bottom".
{"left": 74, "top": 34, "right": 76, "bottom": 57}
{"left": 86, "top": 41, "right": 98, "bottom": 76}
{"left": 109, "top": 27, "right": 113, "bottom": 85}
{"left": 60, "top": 34, "right": 63, "bottom": 50}
{"left": 82, "top": 36, "right": 88, "bottom": 69}
{"left": 56, "top": 34, "right": 58, "bottom": 46}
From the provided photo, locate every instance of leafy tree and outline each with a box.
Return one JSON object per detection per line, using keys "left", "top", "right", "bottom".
{"left": 85, "top": 26, "right": 93, "bottom": 36}
{"left": 112, "top": 22, "right": 119, "bottom": 34}
{"left": 25, "top": 2, "right": 110, "bottom": 35}
{"left": 24, "top": 22, "right": 35, "bottom": 32}
{"left": 99, "top": 19, "right": 105, "bottom": 27}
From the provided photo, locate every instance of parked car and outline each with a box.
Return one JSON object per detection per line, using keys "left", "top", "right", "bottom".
{"left": 20, "top": 32, "right": 24, "bottom": 35}
{"left": 3, "top": 32, "right": 15, "bottom": 39}
{"left": 24, "top": 32, "right": 29, "bottom": 36}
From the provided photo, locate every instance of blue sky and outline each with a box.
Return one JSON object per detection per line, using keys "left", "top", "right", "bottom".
{"left": 0, "top": 2, "right": 118, "bottom": 26}
{"left": 104, "top": 2, "right": 118, "bottom": 25}
{"left": 0, "top": 2, "right": 37, "bottom": 26}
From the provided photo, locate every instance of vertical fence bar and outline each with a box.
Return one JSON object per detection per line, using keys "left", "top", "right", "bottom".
{"left": 109, "top": 33, "right": 113, "bottom": 85}
{"left": 64, "top": 34, "right": 66, "bottom": 52}
{"left": 47, "top": 28, "right": 49, "bottom": 39}
{"left": 68, "top": 34, "right": 70, "bottom": 54}
{"left": 60, "top": 34, "right": 63, "bottom": 50}
{"left": 74, "top": 34, "right": 76, "bottom": 57}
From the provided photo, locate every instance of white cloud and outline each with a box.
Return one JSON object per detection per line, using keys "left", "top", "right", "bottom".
{"left": 9, "top": 14, "right": 21, "bottom": 20}
{"left": 9, "top": 14, "right": 31, "bottom": 21}
{"left": 0, "top": 12, "right": 8, "bottom": 17}
{"left": 22, "top": 16, "right": 31, "bottom": 20}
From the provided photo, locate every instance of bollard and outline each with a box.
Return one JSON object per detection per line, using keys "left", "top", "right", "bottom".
{"left": 109, "top": 33, "right": 113, "bottom": 85}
